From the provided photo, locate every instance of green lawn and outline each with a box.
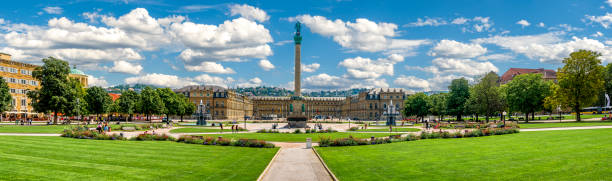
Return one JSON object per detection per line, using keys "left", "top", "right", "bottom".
{"left": 197, "top": 132, "right": 395, "bottom": 142}
{"left": 170, "top": 127, "right": 242, "bottom": 133}
{"left": 0, "top": 124, "right": 139, "bottom": 133}
{"left": 355, "top": 128, "right": 420, "bottom": 132}
{"left": 316, "top": 129, "right": 612, "bottom": 180}
{"left": 520, "top": 121, "right": 612, "bottom": 129}
{"left": 0, "top": 136, "right": 278, "bottom": 180}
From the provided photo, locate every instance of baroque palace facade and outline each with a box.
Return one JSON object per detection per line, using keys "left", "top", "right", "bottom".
{"left": 175, "top": 85, "right": 412, "bottom": 121}
{"left": 0, "top": 53, "right": 88, "bottom": 118}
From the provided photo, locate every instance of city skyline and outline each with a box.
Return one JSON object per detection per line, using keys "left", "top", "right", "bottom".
{"left": 1, "top": 0, "right": 611, "bottom": 91}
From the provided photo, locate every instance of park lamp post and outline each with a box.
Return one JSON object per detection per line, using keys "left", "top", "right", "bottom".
{"left": 502, "top": 111, "right": 506, "bottom": 127}
{"left": 557, "top": 106, "right": 562, "bottom": 123}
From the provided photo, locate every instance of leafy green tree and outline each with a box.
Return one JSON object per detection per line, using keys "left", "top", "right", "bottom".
{"left": 85, "top": 86, "right": 112, "bottom": 119}
{"left": 175, "top": 94, "right": 195, "bottom": 122}
{"left": 157, "top": 88, "right": 177, "bottom": 120}
{"left": 469, "top": 72, "right": 504, "bottom": 122}
{"left": 557, "top": 50, "right": 605, "bottom": 121}
{"left": 64, "top": 78, "right": 88, "bottom": 120}
{"left": 139, "top": 86, "right": 164, "bottom": 122}
{"left": 446, "top": 78, "right": 470, "bottom": 121}
{"left": 503, "top": 73, "right": 552, "bottom": 122}
{"left": 27, "top": 57, "right": 71, "bottom": 124}
{"left": 403, "top": 92, "right": 430, "bottom": 122}
{"left": 428, "top": 93, "right": 447, "bottom": 121}
{"left": 117, "top": 90, "right": 139, "bottom": 122}
{"left": 0, "top": 77, "right": 12, "bottom": 115}
{"left": 464, "top": 86, "right": 482, "bottom": 122}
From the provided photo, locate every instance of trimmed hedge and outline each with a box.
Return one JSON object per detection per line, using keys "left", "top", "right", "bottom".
{"left": 319, "top": 128, "right": 520, "bottom": 147}
{"left": 176, "top": 135, "right": 275, "bottom": 148}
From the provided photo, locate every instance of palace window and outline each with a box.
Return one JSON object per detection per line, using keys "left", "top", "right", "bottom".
{"left": 21, "top": 98, "right": 26, "bottom": 107}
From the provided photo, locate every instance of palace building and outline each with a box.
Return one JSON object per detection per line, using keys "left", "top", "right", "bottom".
{"left": 500, "top": 68, "right": 557, "bottom": 84}
{"left": 0, "top": 53, "right": 88, "bottom": 118}
{"left": 174, "top": 85, "right": 253, "bottom": 120}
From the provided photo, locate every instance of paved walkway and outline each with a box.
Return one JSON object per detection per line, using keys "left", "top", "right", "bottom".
{"left": 260, "top": 142, "right": 333, "bottom": 181}
{"left": 520, "top": 126, "right": 612, "bottom": 132}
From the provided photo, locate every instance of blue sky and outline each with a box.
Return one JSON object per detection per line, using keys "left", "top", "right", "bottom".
{"left": 0, "top": 0, "right": 611, "bottom": 91}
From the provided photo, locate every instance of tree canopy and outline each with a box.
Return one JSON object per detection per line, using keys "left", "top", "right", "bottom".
{"left": 502, "top": 73, "right": 552, "bottom": 121}
{"left": 85, "top": 86, "right": 112, "bottom": 118}
{"left": 403, "top": 92, "right": 430, "bottom": 122}
{"left": 0, "top": 77, "right": 12, "bottom": 114}
{"left": 557, "top": 50, "right": 605, "bottom": 121}
{"left": 139, "top": 86, "right": 164, "bottom": 122}
{"left": 469, "top": 72, "right": 504, "bottom": 122}
{"left": 27, "top": 57, "right": 71, "bottom": 124}
{"left": 446, "top": 78, "right": 470, "bottom": 121}
{"left": 117, "top": 90, "right": 139, "bottom": 121}
{"left": 428, "top": 93, "right": 447, "bottom": 120}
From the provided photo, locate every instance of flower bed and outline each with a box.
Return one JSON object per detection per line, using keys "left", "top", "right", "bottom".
{"left": 176, "top": 135, "right": 275, "bottom": 148}
{"left": 61, "top": 129, "right": 125, "bottom": 140}
{"left": 256, "top": 128, "right": 338, "bottom": 134}
{"left": 319, "top": 128, "right": 520, "bottom": 147}
{"left": 129, "top": 133, "right": 176, "bottom": 141}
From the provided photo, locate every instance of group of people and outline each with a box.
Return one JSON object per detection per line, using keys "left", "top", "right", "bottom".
{"left": 95, "top": 123, "right": 112, "bottom": 133}
{"left": 16, "top": 118, "right": 33, "bottom": 125}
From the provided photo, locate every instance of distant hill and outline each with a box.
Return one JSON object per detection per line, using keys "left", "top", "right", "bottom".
{"left": 233, "top": 86, "right": 367, "bottom": 97}
{"left": 106, "top": 84, "right": 159, "bottom": 93}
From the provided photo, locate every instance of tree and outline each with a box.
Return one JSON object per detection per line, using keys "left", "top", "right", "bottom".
{"left": 464, "top": 86, "right": 482, "bottom": 122}
{"left": 543, "top": 83, "right": 566, "bottom": 117}
{"left": 139, "top": 86, "right": 164, "bottom": 122}
{"left": 503, "top": 73, "right": 552, "bottom": 122}
{"left": 604, "top": 63, "right": 612, "bottom": 104}
{"left": 446, "top": 78, "right": 470, "bottom": 121}
{"left": 85, "top": 86, "right": 112, "bottom": 120}
{"left": 64, "top": 78, "right": 87, "bottom": 120}
{"left": 557, "top": 50, "right": 605, "bottom": 121}
{"left": 403, "top": 93, "right": 430, "bottom": 122}
{"left": 117, "top": 90, "right": 139, "bottom": 122}
{"left": 428, "top": 93, "right": 447, "bottom": 121}
{"left": 0, "top": 77, "right": 12, "bottom": 116}
{"left": 156, "top": 88, "right": 177, "bottom": 120}
{"left": 27, "top": 57, "right": 71, "bottom": 124}
{"left": 469, "top": 72, "right": 503, "bottom": 122}
{"left": 175, "top": 94, "right": 195, "bottom": 122}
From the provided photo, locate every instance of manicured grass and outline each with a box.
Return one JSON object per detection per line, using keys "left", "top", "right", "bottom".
{"left": 0, "top": 136, "right": 278, "bottom": 180}
{"left": 316, "top": 129, "right": 612, "bottom": 180}
{"left": 520, "top": 121, "right": 612, "bottom": 129}
{"left": 169, "top": 127, "right": 241, "bottom": 133}
{"left": 197, "top": 132, "right": 395, "bottom": 142}
{"left": 0, "top": 124, "right": 138, "bottom": 133}
{"left": 355, "top": 128, "right": 420, "bottom": 132}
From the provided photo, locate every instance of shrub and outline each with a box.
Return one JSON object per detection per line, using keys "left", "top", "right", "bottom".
{"left": 319, "top": 137, "right": 332, "bottom": 147}
{"left": 405, "top": 134, "right": 419, "bottom": 141}
{"left": 348, "top": 127, "right": 359, "bottom": 131}
{"left": 441, "top": 131, "right": 452, "bottom": 138}
{"left": 176, "top": 135, "right": 274, "bottom": 148}
{"left": 293, "top": 129, "right": 302, "bottom": 134}
{"left": 452, "top": 132, "right": 464, "bottom": 138}
{"left": 257, "top": 129, "right": 280, "bottom": 133}
{"left": 129, "top": 133, "right": 175, "bottom": 141}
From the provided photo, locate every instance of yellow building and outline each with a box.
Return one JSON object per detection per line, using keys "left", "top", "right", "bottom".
{"left": 174, "top": 85, "right": 253, "bottom": 120}
{"left": 0, "top": 53, "right": 88, "bottom": 118}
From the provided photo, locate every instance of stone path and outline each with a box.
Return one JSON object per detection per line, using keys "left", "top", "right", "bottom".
{"left": 259, "top": 142, "right": 334, "bottom": 181}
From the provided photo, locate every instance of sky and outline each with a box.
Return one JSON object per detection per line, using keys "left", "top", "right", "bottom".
{"left": 1, "top": 0, "right": 612, "bottom": 92}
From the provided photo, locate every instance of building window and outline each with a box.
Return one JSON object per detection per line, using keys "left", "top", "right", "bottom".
{"left": 21, "top": 98, "right": 26, "bottom": 107}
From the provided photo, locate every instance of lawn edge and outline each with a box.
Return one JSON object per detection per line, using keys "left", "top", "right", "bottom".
{"left": 312, "top": 147, "right": 339, "bottom": 181}
{"left": 256, "top": 147, "right": 282, "bottom": 181}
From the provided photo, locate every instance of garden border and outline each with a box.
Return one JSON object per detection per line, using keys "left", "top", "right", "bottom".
{"left": 312, "top": 147, "right": 339, "bottom": 181}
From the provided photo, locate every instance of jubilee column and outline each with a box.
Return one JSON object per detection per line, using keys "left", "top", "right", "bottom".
{"left": 294, "top": 21, "right": 302, "bottom": 96}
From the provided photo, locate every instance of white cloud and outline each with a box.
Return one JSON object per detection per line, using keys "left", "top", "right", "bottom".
{"left": 451, "top": 17, "right": 469, "bottom": 25}
{"left": 170, "top": 17, "right": 273, "bottom": 64}
{"left": 538, "top": 22, "right": 545, "bottom": 27}
{"left": 473, "top": 32, "right": 612, "bottom": 63}
{"left": 429, "top": 39, "right": 487, "bottom": 58}
{"left": 592, "top": 31, "right": 604, "bottom": 37}
{"left": 428, "top": 58, "right": 498, "bottom": 76}
{"left": 407, "top": 17, "right": 447, "bottom": 27}
{"left": 303, "top": 73, "right": 388, "bottom": 90}
{"left": 43, "top": 7, "right": 63, "bottom": 15}
{"left": 258, "top": 59, "right": 275, "bottom": 71}
{"left": 125, "top": 73, "right": 197, "bottom": 88}
{"left": 192, "top": 74, "right": 235, "bottom": 87}
{"left": 108, "top": 60, "right": 143, "bottom": 74}
{"left": 87, "top": 75, "right": 108, "bottom": 87}
{"left": 608, "top": 0, "right": 612, "bottom": 7}
{"left": 516, "top": 19, "right": 530, "bottom": 27}
{"left": 237, "top": 77, "right": 263, "bottom": 87}
{"left": 293, "top": 15, "right": 430, "bottom": 54}
{"left": 472, "top": 17, "right": 493, "bottom": 32}
{"left": 338, "top": 54, "right": 404, "bottom": 79}
{"left": 185, "top": 62, "right": 236, "bottom": 74}
{"left": 0, "top": 18, "right": 5, "bottom": 24}
{"left": 476, "top": 54, "right": 515, "bottom": 61}
{"left": 302, "top": 63, "right": 320, "bottom": 72}
{"left": 586, "top": 13, "right": 612, "bottom": 29}
{"left": 393, "top": 76, "right": 430, "bottom": 92}
{"left": 229, "top": 4, "right": 269, "bottom": 23}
